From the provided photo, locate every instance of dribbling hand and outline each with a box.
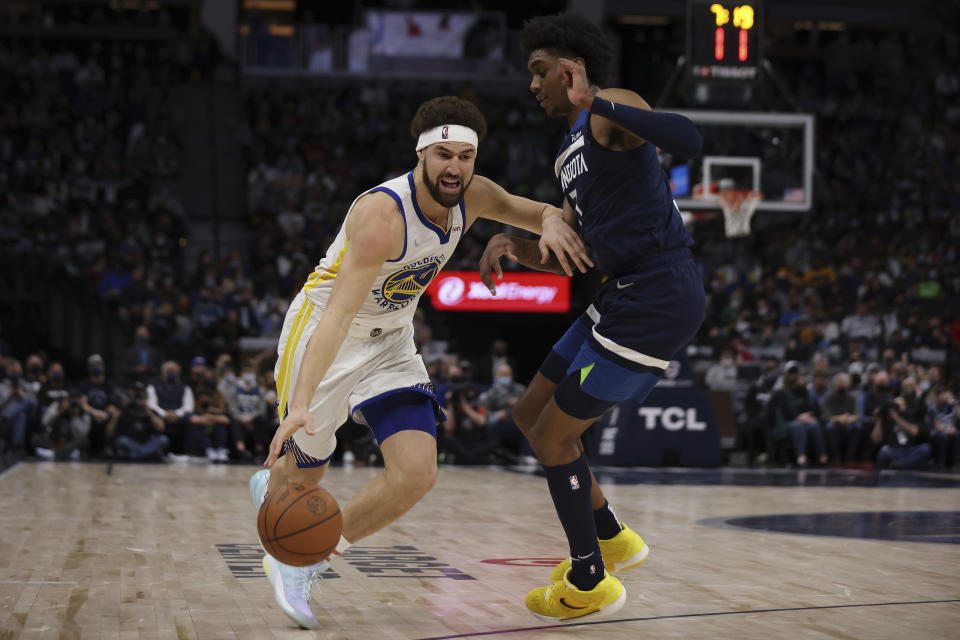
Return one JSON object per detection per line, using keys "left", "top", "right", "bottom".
{"left": 264, "top": 406, "right": 313, "bottom": 468}
{"left": 557, "top": 58, "right": 594, "bottom": 111}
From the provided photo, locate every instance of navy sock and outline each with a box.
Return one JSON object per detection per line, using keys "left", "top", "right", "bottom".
{"left": 542, "top": 454, "right": 604, "bottom": 590}
{"left": 594, "top": 500, "right": 622, "bottom": 541}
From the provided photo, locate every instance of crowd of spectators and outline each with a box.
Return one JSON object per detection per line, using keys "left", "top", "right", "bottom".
{"left": 1, "top": 25, "right": 958, "bottom": 471}
{"left": 0, "top": 342, "right": 279, "bottom": 463}
{"left": 0, "top": 38, "right": 190, "bottom": 303}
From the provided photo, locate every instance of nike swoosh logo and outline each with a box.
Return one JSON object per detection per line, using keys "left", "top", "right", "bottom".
{"left": 616, "top": 281, "right": 634, "bottom": 290}
{"left": 559, "top": 598, "right": 589, "bottom": 610}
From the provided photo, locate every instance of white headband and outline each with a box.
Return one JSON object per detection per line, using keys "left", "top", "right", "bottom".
{"left": 416, "top": 124, "right": 479, "bottom": 151}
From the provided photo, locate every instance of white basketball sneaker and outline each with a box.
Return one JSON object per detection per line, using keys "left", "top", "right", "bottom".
{"left": 262, "top": 555, "right": 328, "bottom": 629}
{"left": 249, "top": 469, "right": 329, "bottom": 630}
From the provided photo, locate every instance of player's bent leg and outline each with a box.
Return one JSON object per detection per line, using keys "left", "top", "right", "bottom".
{"left": 531, "top": 351, "right": 661, "bottom": 597}
{"left": 512, "top": 372, "right": 558, "bottom": 437}
{"left": 341, "top": 429, "right": 438, "bottom": 543}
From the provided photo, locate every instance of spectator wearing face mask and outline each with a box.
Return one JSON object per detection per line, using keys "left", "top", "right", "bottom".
{"left": 822, "top": 373, "right": 861, "bottom": 463}
{"left": 768, "top": 362, "right": 828, "bottom": 467}
{"left": 704, "top": 349, "right": 738, "bottom": 391}
{"left": 22, "top": 354, "right": 46, "bottom": 395}
{"left": 79, "top": 354, "right": 122, "bottom": 455}
{"left": 0, "top": 359, "right": 37, "bottom": 454}
{"left": 121, "top": 325, "right": 164, "bottom": 383}
{"left": 37, "top": 362, "right": 70, "bottom": 415}
{"left": 146, "top": 360, "right": 194, "bottom": 455}
{"left": 928, "top": 390, "right": 958, "bottom": 471}
{"left": 225, "top": 362, "right": 269, "bottom": 461}
{"left": 188, "top": 365, "right": 230, "bottom": 462}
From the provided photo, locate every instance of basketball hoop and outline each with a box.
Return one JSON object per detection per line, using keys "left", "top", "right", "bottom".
{"left": 717, "top": 190, "right": 762, "bottom": 238}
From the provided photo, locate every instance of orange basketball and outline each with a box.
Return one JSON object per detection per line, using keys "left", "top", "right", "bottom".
{"left": 257, "top": 483, "right": 342, "bottom": 567}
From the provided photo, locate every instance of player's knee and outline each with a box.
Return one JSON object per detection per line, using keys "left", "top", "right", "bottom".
{"left": 397, "top": 463, "right": 437, "bottom": 501}
{"left": 512, "top": 397, "right": 537, "bottom": 435}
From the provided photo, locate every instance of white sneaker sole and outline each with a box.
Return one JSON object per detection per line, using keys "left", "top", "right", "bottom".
{"left": 528, "top": 584, "right": 627, "bottom": 623}
{"left": 612, "top": 543, "right": 649, "bottom": 573}
{"left": 262, "top": 556, "right": 318, "bottom": 630}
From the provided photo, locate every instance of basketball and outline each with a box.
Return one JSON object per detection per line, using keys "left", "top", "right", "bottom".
{"left": 257, "top": 483, "right": 342, "bottom": 567}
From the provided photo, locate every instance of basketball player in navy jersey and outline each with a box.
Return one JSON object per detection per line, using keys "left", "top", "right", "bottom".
{"left": 479, "top": 13, "right": 705, "bottom": 620}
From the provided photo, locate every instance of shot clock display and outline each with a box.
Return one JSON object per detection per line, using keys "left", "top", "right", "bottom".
{"left": 687, "top": 0, "right": 762, "bottom": 82}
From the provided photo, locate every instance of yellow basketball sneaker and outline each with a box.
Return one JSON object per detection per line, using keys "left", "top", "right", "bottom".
{"left": 549, "top": 523, "right": 649, "bottom": 582}
{"left": 525, "top": 570, "right": 626, "bottom": 622}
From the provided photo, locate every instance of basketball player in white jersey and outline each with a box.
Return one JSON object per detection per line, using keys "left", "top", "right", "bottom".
{"left": 248, "top": 96, "right": 592, "bottom": 629}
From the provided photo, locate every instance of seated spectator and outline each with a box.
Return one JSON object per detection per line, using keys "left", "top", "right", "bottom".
{"left": 189, "top": 367, "right": 230, "bottom": 462}
{"left": 37, "top": 362, "right": 70, "bottom": 415}
{"left": 121, "top": 325, "right": 164, "bottom": 383}
{"left": 112, "top": 382, "right": 170, "bottom": 461}
{"left": 23, "top": 354, "right": 46, "bottom": 395}
{"left": 34, "top": 391, "right": 91, "bottom": 460}
{"left": 872, "top": 388, "right": 931, "bottom": 471}
{"left": 226, "top": 362, "right": 270, "bottom": 460}
{"left": 473, "top": 363, "right": 527, "bottom": 462}
{"left": 146, "top": 360, "right": 194, "bottom": 454}
{"left": 705, "top": 349, "right": 738, "bottom": 391}
{"left": 768, "top": 362, "right": 827, "bottom": 467}
{"left": 822, "top": 373, "right": 861, "bottom": 463}
{"left": 0, "top": 359, "right": 37, "bottom": 454}
{"left": 928, "top": 390, "right": 958, "bottom": 471}
{"left": 79, "top": 354, "right": 122, "bottom": 455}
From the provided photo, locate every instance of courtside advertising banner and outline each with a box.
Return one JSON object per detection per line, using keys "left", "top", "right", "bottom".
{"left": 426, "top": 271, "right": 570, "bottom": 313}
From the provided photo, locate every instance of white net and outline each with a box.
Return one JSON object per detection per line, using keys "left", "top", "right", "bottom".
{"left": 718, "top": 190, "right": 762, "bottom": 238}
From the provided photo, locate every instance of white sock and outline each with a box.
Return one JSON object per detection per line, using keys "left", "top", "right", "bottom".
{"left": 334, "top": 535, "right": 352, "bottom": 556}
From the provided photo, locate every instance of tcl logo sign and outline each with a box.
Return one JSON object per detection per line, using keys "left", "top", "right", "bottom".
{"left": 426, "top": 271, "right": 570, "bottom": 313}
{"left": 638, "top": 407, "right": 707, "bottom": 431}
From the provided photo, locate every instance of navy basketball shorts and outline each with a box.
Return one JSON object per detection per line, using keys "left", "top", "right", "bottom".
{"left": 540, "top": 248, "right": 705, "bottom": 420}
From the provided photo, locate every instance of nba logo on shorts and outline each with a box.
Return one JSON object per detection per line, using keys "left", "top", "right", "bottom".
{"left": 441, "top": 125, "right": 449, "bottom": 139}
{"left": 569, "top": 475, "right": 580, "bottom": 490}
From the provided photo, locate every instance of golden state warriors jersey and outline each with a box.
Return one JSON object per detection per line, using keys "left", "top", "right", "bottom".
{"left": 303, "top": 171, "right": 466, "bottom": 337}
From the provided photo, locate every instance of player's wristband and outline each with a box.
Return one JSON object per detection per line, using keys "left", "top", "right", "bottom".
{"left": 589, "top": 96, "right": 703, "bottom": 159}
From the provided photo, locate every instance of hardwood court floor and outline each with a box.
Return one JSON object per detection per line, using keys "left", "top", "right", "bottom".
{"left": 0, "top": 461, "right": 958, "bottom": 639}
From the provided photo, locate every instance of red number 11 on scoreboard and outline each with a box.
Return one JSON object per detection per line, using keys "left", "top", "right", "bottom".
{"left": 710, "top": 3, "right": 754, "bottom": 62}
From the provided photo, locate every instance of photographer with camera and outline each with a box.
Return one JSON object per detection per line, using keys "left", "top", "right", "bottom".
{"left": 871, "top": 378, "right": 931, "bottom": 470}
{"left": 34, "top": 390, "right": 91, "bottom": 460}
{"left": 112, "top": 382, "right": 170, "bottom": 461}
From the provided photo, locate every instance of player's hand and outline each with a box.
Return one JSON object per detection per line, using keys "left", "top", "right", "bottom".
{"left": 540, "top": 214, "right": 593, "bottom": 276}
{"left": 264, "top": 406, "right": 312, "bottom": 468}
{"left": 557, "top": 58, "right": 594, "bottom": 111}
{"left": 479, "top": 233, "right": 518, "bottom": 294}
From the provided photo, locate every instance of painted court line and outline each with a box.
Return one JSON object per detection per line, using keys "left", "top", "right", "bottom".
{"left": 415, "top": 599, "right": 960, "bottom": 640}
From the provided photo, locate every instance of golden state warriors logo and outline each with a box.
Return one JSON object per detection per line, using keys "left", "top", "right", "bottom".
{"left": 373, "top": 257, "right": 442, "bottom": 311}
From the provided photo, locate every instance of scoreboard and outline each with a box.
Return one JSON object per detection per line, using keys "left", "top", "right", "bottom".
{"left": 687, "top": 0, "right": 762, "bottom": 82}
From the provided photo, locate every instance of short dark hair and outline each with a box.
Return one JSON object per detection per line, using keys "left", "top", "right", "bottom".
{"left": 522, "top": 12, "right": 615, "bottom": 86}
{"left": 410, "top": 96, "right": 487, "bottom": 142}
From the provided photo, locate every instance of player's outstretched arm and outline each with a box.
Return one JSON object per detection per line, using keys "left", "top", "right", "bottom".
{"left": 466, "top": 176, "right": 592, "bottom": 276}
{"left": 479, "top": 201, "right": 585, "bottom": 293}
{"left": 264, "top": 194, "right": 403, "bottom": 467}
{"left": 557, "top": 58, "right": 702, "bottom": 159}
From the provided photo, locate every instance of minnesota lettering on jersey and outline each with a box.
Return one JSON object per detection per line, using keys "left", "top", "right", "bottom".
{"left": 560, "top": 153, "right": 589, "bottom": 191}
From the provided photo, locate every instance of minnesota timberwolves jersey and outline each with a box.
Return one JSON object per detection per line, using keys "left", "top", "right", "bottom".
{"left": 303, "top": 171, "right": 466, "bottom": 337}
{"left": 554, "top": 109, "right": 693, "bottom": 277}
